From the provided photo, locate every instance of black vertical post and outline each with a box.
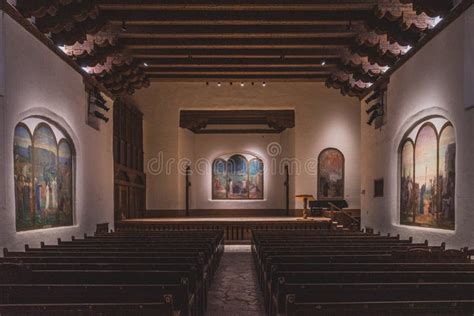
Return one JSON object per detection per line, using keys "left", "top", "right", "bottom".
{"left": 284, "top": 164, "right": 290, "bottom": 216}
{"left": 185, "top": 165, "right": 191, "bottom": 217}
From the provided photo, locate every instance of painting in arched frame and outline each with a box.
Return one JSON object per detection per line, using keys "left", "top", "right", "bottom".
{"left": 14, "top": 118, "right": 75, "bottom": 231}
{"left": 399, "top": 117, "right": 455, "bottom": 230}
{"left": 317, "top": 148, "right": 344, "bottom": 200}
{"left": 212, "top": 153, "right": 264, "bottom": 200}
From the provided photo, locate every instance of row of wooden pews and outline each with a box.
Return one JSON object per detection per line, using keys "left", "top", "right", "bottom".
{"left": 0, "top": 229, "right": 224, "bottom": 315}
{"left": 251, "top": 229, "right": 474, "bottom": 316}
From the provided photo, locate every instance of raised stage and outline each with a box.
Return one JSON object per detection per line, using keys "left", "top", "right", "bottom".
{"left": 115, "top": 217, "right": 333, "bottom": 243}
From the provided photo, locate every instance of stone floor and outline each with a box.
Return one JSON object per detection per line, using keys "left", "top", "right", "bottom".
{"left": 206, "top": 245, "right": 266, "bottom": 316}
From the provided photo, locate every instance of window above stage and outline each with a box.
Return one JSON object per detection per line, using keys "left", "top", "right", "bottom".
{"left": 399, "top": 117, "right": 455, "bottom": 230}
{"left": 212, "top": 153, "right": 264, "bottom": 200}
{"left": 13, "top": 117, "right": 75, "bottom": 231}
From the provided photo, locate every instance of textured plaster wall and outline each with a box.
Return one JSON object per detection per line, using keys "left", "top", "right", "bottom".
{"left": 360, "top": 7, "right": 474, "bottom": 248}
{"left": 0, "top": 14, "right": 114, "bottom": 250}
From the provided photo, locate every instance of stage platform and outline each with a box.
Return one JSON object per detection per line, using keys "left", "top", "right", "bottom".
{"left": 116, "top": 217, "right": 333, "bottom": 243}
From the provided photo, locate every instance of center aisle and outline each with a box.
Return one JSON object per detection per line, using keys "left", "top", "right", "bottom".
{"left": 206, "top": 245, "right": 266, "bottom": 316}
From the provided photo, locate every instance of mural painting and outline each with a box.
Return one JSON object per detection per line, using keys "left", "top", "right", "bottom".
{"left": 212, "top": 153, "right": 263, "bottom": 200}
{"left": 400, "top": 119, "right": 455, "bottom": 230}
{"left": 14, "top": 119, "right": 74, "bottom": 231}
{"left": 318, "top": 148, "right": 344, "bottom": 200}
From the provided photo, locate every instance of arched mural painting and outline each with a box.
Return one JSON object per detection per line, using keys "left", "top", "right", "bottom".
{"left": 14, "top": 118, "right": 75, "bottom": 231}
{"left": 317, "top": 148, "right": 345, "bottom": 200}
{"left": 399, "top": 118, "right": 455, "bottom": 230}
{"left": 212, "top": 154, "right": 263, "bottom": 200}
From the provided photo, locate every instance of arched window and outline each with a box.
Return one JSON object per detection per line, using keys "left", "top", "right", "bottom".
{"left": 399, "top": 118, "right": 455, "bottom": 230}
{"left": 317, "top": 148, "right": 344, "bottom": 200}
{"left": 212, "top": 153, "right": 263, "bottom": 200}
{"left": 14, "top": 118, "right": 75, "bottom": 231}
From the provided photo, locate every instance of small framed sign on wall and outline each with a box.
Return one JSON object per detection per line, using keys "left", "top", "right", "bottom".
{"left": 374, "top": 178, "right": 384, "bottom": 198}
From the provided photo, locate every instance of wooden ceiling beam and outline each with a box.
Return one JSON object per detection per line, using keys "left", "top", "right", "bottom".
{"left": 147, "top": 75, "right": 328, "bottom": 80}
{"left": 137, "top": 57, "right": 340, "bottom": 65}
{"left": 145, "top": 71, "right": 331, "bottom": 75}
{"left": 122, "top": 37, "right": 351, "bottom": 47}
{"left": 98, "top": 2, "right": 376, "bottom": 12}
{"left": 119, "top": 32, "right": 356, "bottom": 39}
{"left": 110, "top": 20, "right": 361, "bottom": 26}
{"left": 129, "top": 48, "right": 342, "bottom": 58}
{"left": 144, "top": 67, "right": 335, "bottom": 72}
{"left": 115, "top": 24, "right": 360, "bottom": 35}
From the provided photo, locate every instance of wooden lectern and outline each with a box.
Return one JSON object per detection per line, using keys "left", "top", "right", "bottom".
{"left": 295, "top": 194, "right": 315, "bottom": 219}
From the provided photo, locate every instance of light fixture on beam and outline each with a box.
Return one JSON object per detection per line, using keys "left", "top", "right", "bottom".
{"left": 240, "top": 82, "right": 245, "bottom": 87}
{"left": 217, "top": 82, "right": 222, "bottom": 87}
{"left": 321, "top": 60, "right": 326, "bottom": 66}
{"left": 89, "top": 89, "right": 109, "bottom": 112}
{"left": 93, "top": 111, "right": 109, "bottom": 123}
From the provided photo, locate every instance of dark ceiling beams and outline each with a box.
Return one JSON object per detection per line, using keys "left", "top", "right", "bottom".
{"left": 15, "top": 0, "right": 150, "bottom": 96}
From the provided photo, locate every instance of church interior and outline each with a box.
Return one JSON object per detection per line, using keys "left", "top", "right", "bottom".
{"left": 0, "top": 0, "right": 473, "bottom": 314}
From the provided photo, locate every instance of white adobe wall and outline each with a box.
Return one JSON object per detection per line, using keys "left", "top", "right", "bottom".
{"left": 0, "top": 13, "right": 114, "bottom": 250}
{"left": 360, "top": 7, "right": 474, "bottom": 248}
{"left": 133, "top": 82, "right": 361, "bottom": 212}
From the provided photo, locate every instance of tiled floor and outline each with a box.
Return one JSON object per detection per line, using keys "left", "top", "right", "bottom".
{"left": 206, "top": 245, "right": 266, "bottom": 316}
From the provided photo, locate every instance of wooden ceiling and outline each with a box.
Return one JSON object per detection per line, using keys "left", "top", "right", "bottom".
{"left": 14, "top": 0, "right": 458, "bottom": 97}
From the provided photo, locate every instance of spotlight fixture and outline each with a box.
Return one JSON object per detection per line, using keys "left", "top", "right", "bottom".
{"left": 143, "top": 62, "right": 149, "bottom": 67}
{"left": 240, "top": 82, "right": 245, "bottom": 87}
{"left": 366, "top": 102, "right": 381, "bottom": 114}
{"left": 217, "top": 82, "right": 221, "bottom": 87}
{"left": 262, "top": 82, "right": 266, "bottom": 87}
{"left": 251, "top": 82, "right": 255, "bottom": 86}
{"left": 365, "top": 91, "right": 381, "bottom": 104}
{"left": 206, "top": 82, "right": 209, "bottom": 86}
{"left": 230, "top": 82, "right": 233, "bottom": 86}
{"left": 89, "top": 89, "right": 109, "bottom": 112}
{"left": 320, "top": 60, "right": 326, "bottom": 66}
{"left": 94, "top": 111, "right": 109, "bottom": 123}
{"left": 121, "top": 19, "right": 127, "bottom": 32}
{"left": 367, "top": 109, "right": 383, "bottom": 126}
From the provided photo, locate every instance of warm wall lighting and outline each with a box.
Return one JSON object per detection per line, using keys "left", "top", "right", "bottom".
{"left": 262, "top": 82, "right": 266, "bottom": 87}
{"left": 217, "top": 82, "right": 222, "bottom": 87}
{"left": 240, "top": 82, "right": 245, "bottom": 87}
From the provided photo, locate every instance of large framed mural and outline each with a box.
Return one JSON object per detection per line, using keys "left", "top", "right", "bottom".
{"left": 14, "top": 118, "right": 75, "bottom": 231}
{"left": 317, "top": 148, "right": 344, "bottom": 200}
{"left": 212, "top": 153, "right": 263, "bottom": 200}
{"left": 399, "top": 117, "right": 455, "bottom": 230}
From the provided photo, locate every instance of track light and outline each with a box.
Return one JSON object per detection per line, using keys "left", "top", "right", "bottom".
{"left": 262, "top": 82, "right": 266, "bottom": 87}
{"left": 366, "top": 102, "right": 381, "bottom": 114}
{"left": 367, "top": 109, "right": 384, "bottom": 126}
{"left": 321, "top": 60, "right": 326, "bottom": 66}
{"left": 365, "top": 91, "right": 381, "bottom": 104}
{"left": 121, "top": 20, "right": 127, "bottom": 32}
{"left": 94, "top": 111, "right": 109, "bottom": 123}
{"left": 217, "top": 82, "right": 221, "bottom": 87}
{"left": 143, "top": 62, "right": 148, "bottom": 67}
{"left": 89, "top": 90, "right": 109, "bottom": 111}
{"left": 240, "top": 82, "right": 245, "bottom": 87}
